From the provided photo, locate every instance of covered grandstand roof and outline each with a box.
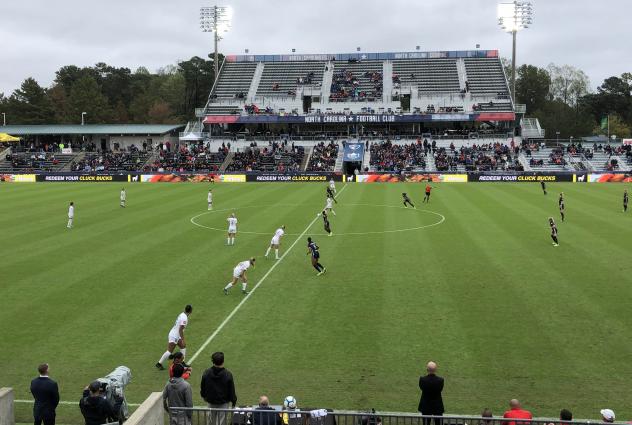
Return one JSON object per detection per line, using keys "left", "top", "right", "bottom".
{"left": 0, "top": 124, "right": 185, "bottom": 136}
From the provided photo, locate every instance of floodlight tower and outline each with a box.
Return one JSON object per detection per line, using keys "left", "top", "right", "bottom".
{"left": 200, "top": 5, "right": 233, "bottom": 85}
{"left": 498, "top": 1, "right": 533, "bottom": 104}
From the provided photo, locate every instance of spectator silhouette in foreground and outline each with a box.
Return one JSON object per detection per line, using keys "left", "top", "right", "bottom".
{"left": 252, "top": 395, "right": 281, "bottom": 425}
{"left": 502, "top": 399, "right": 532, "bottom": 425}
{"left": 200, "top": 352, "right": 237, "bottom": 425}
{"left": 30, "top": 363, "right": 60, "bottom": 425}
{"left": 418, "top": 361, "right": 444, "bottom": 425}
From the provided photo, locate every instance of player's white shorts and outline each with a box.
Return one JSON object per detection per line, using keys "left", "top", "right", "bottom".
{"left": 233, "top": 267, "right": 243, "bottom": 279}
{"left": 168, "top": 330, "right": 181, "bottom": 344}
{"left": 228, "top": 226, "right": 237, "bottom": 234}
{"left": 270, "top": 236, "right": 280, "bottom": 246}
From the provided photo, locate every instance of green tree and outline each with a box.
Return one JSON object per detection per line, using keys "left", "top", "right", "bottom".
{"left": 7, "top": 78, "right": 56, "bottom": 124}
{"left": 178, "top": 55, "right": 220, "bottom": 118}
{"left": 546, "top": 63, "right": 591, "bottom": 107}
{"left": 592, "top": 114, "right": 631, "bottom": 138}
{"left": 66, "top": 76, "right": 111, "bottom": 124}
{"left": 515, "top": 65, "right": 550, "bottom": 113}
{"left": 534, "top": 100, "right": 594, "bottom": 139}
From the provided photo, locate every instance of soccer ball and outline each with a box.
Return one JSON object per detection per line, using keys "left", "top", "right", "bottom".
{"left": 283, "top": 396, "right": 297, "bottom": 409}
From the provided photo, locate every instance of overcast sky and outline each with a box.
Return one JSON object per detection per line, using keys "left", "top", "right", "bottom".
{"left": 1, "top": 0, "right": 630, "bottom": 96}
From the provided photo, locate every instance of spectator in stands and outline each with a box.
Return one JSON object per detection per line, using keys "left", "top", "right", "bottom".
{"left": 418, "top": 361, "right": 444, "bottom": 425}
{"left": 502, "top": 399, "right": 532, "bottom": 425}
{"left": 560, "top": 409, "right": 572, "bottom": 422}
{"left": 163, "top": 364, "right": 193, "bottom": 425}
{"left": 30, "top": 363, "right": 60, "bottom": 425}
{"left": 252, "top": 396, "right": 281, "bottom": 425}
{"left": 200, "top": 352, "right": 237, "bottom": 425}
{"left": 600, "top": 409, "right": 615, "bottom": 423}
{"left": 79, "top": 381, "right": 124, "bottom": 425}
{"left": 480, "top": 408, "right": 493, "bottom": 425}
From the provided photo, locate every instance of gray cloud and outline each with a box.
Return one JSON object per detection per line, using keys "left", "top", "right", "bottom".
{"left": 1, "top": 0, "right": 630, "bottom": 96}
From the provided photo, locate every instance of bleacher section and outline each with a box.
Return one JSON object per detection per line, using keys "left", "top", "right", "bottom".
{"left": 330, "top": 61, "right": 383, "bottom": 102}
{"left": 212, "top": 62, "right": 257, "bottom": 99}
{"left": 72, "top": 151, "right": 150, "bottom": 172}
{"left": 256, "top": 62, "right": 325, "bottom": 97}
{"left": 226, "top": 146, "right": 305, "bottom": 172}
{"left": 0, "top": 152, "right": 76, "bottom": 173}
{"left": 474, "top": 101, "right": 513, "bottom": 112}
{"left": 392, "top": 59, "right": 460, "bottom": 93}
{"left": 464, "top": 58, "right": 510, "bottom": 97}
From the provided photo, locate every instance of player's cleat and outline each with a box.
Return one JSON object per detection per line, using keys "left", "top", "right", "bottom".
{"left": 155, "top": 362, "right": 165, "bottom": 370}
{"left": 553, "top": 243, "right": 559, "bottom": 247}
{"left": 223, "top": 288, "right": 229, "bottom": 295}
{"left": 275, "top": 257, "right": 280, "bottom": 260}
{"left": 242, "top": 289, "right": 249, "bottom": 295}
{"left": 322, "top": 267, "right": 327, "bottom": 274}
{"left": 328, "top": 232, "right": 332, "bottom": 237}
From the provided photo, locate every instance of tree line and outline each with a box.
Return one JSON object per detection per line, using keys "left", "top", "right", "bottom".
{"left": 1, "top": 55, "right": 630, "bottom": 138}
{"left": 0, "top": 55, "right": 222, "bottom": 126}
{"left": 505, "top": 60, "right": 632, "bottom": 138}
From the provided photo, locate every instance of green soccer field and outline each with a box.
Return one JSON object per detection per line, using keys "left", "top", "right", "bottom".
{"left": 1, "top": 182, "right": 631, "bottom": 423}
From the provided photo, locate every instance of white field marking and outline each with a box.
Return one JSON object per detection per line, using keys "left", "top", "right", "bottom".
{"left": 187, "top": 183, "right": 349, "bottom": 365}
{"left": 14, "top": 399, "right": 141, "bottom": 407}
{"left": 191, "top": 202, "right": 445, "bottom": 236}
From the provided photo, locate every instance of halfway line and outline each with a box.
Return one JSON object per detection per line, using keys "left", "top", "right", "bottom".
{"left": 188, "top": 183, "right": 348, "bottom": 365}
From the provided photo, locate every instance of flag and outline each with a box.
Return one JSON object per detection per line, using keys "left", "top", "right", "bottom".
{"left": 601, "top": 116, "right": 609, "bottom": 131}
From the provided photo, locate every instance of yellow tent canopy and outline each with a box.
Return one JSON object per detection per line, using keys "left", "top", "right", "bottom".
{"left": 0, "top": 133, "right": 21, "bottom": 142}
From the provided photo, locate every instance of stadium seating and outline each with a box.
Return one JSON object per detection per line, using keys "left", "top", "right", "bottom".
{"left": 307, "top": 142, "right": 339, "bottom": 171}
{"left": 212, "top": 62, "right": 258, "bottom": 99}
{"left": 393, "top": 59, "right": 460, "bottom": 93}
{"left": 0, "top": 152, "right": 76, "bottom": 173}
{"left": 226, "top": 144, "right": 304, "bottom": 172}
{"left": 148, "top": 146, "right": 227, "bottom": 173}
{"left": 73, "top": 151, "right": 150, "bottom": 173}
{"left": 464, "top": 58, "right": 511, "bottom": 97}
{"left": 256, "top": 61, "right": 325, "bottom": 97}
{"left": 369, "top": 141, "right": 427, "bottom": 172}
{"left": 330, "top": 61, "right": 383, "bottom": 102}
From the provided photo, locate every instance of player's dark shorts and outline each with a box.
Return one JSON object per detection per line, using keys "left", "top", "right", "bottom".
{"left": 425, "top": 192, "right": 431, "bottom": 197}
{"left": 311, "top": 252, "right": 320, "bottom": 259}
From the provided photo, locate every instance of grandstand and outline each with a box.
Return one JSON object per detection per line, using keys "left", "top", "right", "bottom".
{"left": 199, "top": 50, "right": 515, "bottom": 122}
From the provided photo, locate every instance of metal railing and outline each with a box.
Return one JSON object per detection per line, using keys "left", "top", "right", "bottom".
{"left": 169, "top": 407, "right": 626, "bottom": 425}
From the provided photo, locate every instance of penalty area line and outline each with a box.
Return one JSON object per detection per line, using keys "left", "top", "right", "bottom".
{"left": 188, "top": 183, "right": 348, "bottom": 365}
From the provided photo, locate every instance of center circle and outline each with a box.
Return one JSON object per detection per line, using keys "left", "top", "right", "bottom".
{"left": 190, "top": 203, "right": 445, "bottom": 237}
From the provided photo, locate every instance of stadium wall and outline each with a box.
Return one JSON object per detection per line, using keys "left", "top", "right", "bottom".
{"left": 0, "top": 388, "right": 15, "bottom": 425}
{"left": 125, "top": 392, "right": 163, "bottom": 425}
{"left": 3, "top": 173, "right": 632, "bottom": 183}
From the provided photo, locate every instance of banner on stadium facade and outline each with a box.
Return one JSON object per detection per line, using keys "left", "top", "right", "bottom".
{"left": 139, "top": 174, "right": 235, "bottom": 183}
{"left": 246, "top": 173, "right": 341, "bottom": 182}
{"left": 354, "top": 174, "right": 466, "bottom": 183}
{"left": 203, "top": 112, "right": 515, "bottom": 125}
{"left": 36, "top": 174, "right": 129, "bottom": 182}
{"left": 587, "top": 173, "right": 632, "bottom": 183}
{"left": 0, "top": 174, "right": 37, "bottom": 182}
{"left": 468, "top": 173, "right": 575, "bottom": 182}
{"left": 343, "top": 143, "right": 364, "bottom": 162}
{"left": 622, "top": 139, "right": 632, "bottom": 146}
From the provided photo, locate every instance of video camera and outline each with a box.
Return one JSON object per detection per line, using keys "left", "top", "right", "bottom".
{"left": 96, "top": 366, "right": 132, "bottom": 423}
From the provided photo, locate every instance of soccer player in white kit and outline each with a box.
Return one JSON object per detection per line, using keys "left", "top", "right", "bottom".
{"left": 265, "top": 226, "right": 286, "bottom": 260}
{"left": 227, "top": 213, "right": 237, "bottom": 245}
{"left": 155, "top": 304, "right": 192, "bottom": 370}
{"left": 67, "top": 202, "right": 74, "bottom": 228}
{"left": 120, "top": 188, "right": 126, "bottom": 208}
{"left": 207, "top": 189, "right": 213, "bottom": 211}
{"left": 224, "top": 257, "right": 255, "bottom": 295}
{"left": 324, "top": 195, "right": 336, "bottom": 216}
{"left": 329, "top": 178, "right": 336, "bottom": 195}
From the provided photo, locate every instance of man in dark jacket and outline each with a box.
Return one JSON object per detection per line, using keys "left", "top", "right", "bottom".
{"left": 418, "top": 361, "right": 444, "bottom": 425}
{"left": 252, "top": 396, "right": 281, "bottom": 425}
{"left": 200, "top": 352, "right": 237, "bottom": 425}
{"left": 30, "top": 364, "right": 60, "bottom": 425}
{"left": 79, "top": 381, "right": 124, "bottom": 425}
{"left": 163, "top": 364, "right": 193, "bottom": 425}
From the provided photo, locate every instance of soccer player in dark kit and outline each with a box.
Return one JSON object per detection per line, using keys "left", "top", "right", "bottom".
{"left": 559, "top": 193, "right": 565, "bottom": 222}
{"left": 541, "top": 180, "right": 547, "bottom": 195}
{"left": 624, "top": 189, "right": 628, "bottom": 212}
{"left": 402, "top": 192, "right": 415, "bottom": 208}
{"left": 307, "top": 237, "right": 326, "bottom": 276}
{"left": 322, "top": 209, "right": 333, "bottom": 236}
{"left": 549, "top": 217, "right": 559, "bottom": 247}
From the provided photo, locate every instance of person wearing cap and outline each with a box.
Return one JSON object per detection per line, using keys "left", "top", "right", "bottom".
{"left": 418, "top": 361, "right": 444, "bottom": 425}
{"left": 600, "top": 409, "right": 615, "bottom": 423}
{"left": 30, "top": 363, "right": 60, "bottom": 425}
{"left": 79, "top": 381, "right": 124, "bottom": 425}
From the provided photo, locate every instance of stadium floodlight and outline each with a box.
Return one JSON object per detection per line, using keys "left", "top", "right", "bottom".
{"left": 2, "top": 113, "right": 5, "bottom": 126}
{"left": 81, "top": 112, "right": 87, "bottom": 126}
{"left": 200, "top": 5, "right": 233, "bottom": 85}
{"left": 498, "top": 1, "right": 533, "bottom": 104}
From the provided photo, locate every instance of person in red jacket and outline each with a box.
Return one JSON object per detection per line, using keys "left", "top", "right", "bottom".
{"left": 169, "top": 352, "right": 191, "bottom": 380}
{"left": 503, "top": 399, "right": 532, "bottom": 425}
